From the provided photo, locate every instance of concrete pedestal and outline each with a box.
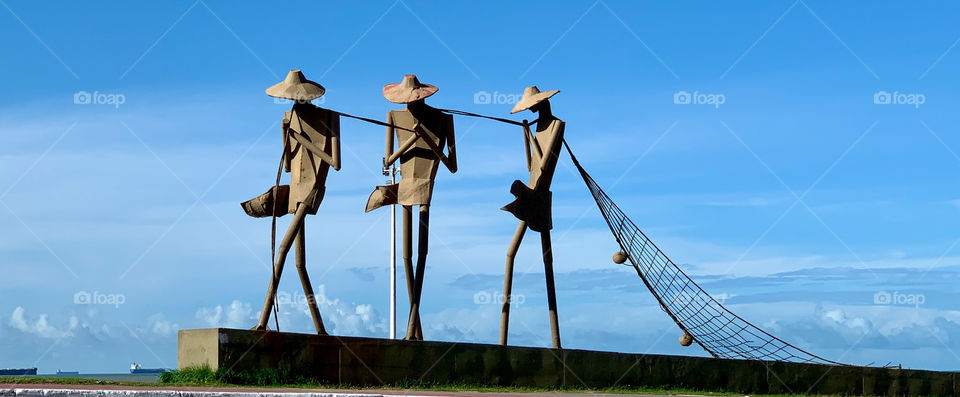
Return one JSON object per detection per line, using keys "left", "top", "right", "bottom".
{"left": 179, "top": 328, "right": 959, "bottom": 395}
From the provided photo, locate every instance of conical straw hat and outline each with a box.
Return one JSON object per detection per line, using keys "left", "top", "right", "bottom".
{"left": 382, "top": 74, "right": 438, "bottom": 104}
{"left": 266, "top": 69, "right": 325, "bottom": 101}
{"left": 510, "top": 86, "right": 559, "bottom": 114}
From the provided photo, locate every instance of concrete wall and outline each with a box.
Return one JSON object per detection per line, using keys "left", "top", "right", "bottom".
{"left": 179, "top": 328, "right": 960, "bottom": 396}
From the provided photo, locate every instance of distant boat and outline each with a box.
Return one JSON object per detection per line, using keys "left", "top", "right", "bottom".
{"left": 56, "top": 369, "right": 79, "bottom": 375}
{"left": 0, "top": 367, "right": 37, "bottom": 376}
{"left": 129, "top": 363, "right": 166, "bottom": 374}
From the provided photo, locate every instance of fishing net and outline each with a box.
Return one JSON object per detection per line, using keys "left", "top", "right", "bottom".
{"left": 563, "top": 141, "right": 844, "bottom": 365}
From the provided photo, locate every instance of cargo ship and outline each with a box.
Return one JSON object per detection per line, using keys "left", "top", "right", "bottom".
{"left": 0, "top": 367, "right": 37, "bottom": 375}
{"left": 55, "top": 369, "right": 79, "bottom": 375}
{"left": 129, "top": 363, "right": 166, "bottom": 374}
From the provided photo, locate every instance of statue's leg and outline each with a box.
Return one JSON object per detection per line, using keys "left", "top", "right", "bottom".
{"left": 540, "top": 229, "right": 561, "bottom": 349}
{"left": 401, "top": 206, "right": 423, "bottom": 339}
{"left": 499, "top": 221, "right": 527, "bottom": 345}
{"left": 294, "top": 222, "right": 327, "bottom": 335}
{"left": 255, "top": 202, "right": 310, "bottom": 330}
{"left": 405, "top": 205, "right": 430, "bottom": 340}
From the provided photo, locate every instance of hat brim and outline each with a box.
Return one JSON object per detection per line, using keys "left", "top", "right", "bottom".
{"left": 266, "top": 81, "right": 325, "bottom": 101}
{"left": 510, "top": 90, "right": 559, "bottom": 114}
{"left": 382, "top": 83, "right": 438, "bottom": 104}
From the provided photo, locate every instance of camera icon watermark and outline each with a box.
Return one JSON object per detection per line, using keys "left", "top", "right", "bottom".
{"left": 873, "top": 90, "right": 924, "bottom": 108}
{"left": 473, "top": 90, "right": 522, "bottom": 105}
{"left": 73, "top": 290, "right": 125, "bottom": 308}
{"left": 73, "top": 91, "right": 126, "bottom": 109}
{"left": 673, "top": 90, "right": 725, "bottom": 108}
{"left": 473, "top": 290, "right": 524, "bottom": 305}
{"left": 873, "top": 290, "right": 925, "bottom": 307}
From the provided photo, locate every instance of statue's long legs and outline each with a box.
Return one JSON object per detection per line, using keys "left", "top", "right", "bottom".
{"left": 499, "top": 221, "right": 527, "bottom": 345}
{"left": 293, "top": 222, "right": 327, "bottom": 335}
{"left": 405, "top": 205, "right": 430, "bottom": 340}
{"left": 541, "top": 229, "right": 561, "bottom": 349}
{"left": 401, "top": 206, "right": 423, "bottom": 339}
{"left": 255, "top": 202, "right": 310, "bottom": 330}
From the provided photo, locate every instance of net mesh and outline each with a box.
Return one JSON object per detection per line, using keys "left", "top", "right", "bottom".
{"left": 564, "top": 141, "right": 844, "bottom": 365}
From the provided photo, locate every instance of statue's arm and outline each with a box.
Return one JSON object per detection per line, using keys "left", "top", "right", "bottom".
{"left": 410, "top": 120, "right": 455, "bottom": 172}
{"left": 532, "top": 120, "right": 563, "bottom": 191}
{"left": 282, "top": 111, "right": 293, "bottom": 172}
{"left": 521, "top": 121, "right": 534, "bottom": 172}
{"left": 285, "top": 109, "right": 338, "bottom": 169}
{"left": 329, "top": 112, "right": 342, "bottom": 171}
{"left": 385, "top": 112, "right": 420, "bottom": 166}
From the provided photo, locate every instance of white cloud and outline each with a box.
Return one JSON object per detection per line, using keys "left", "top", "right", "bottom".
{"left": 8, "top": 307, "right": 72, "bottom": 339}
{"left": 147, "top": 313, "right": 179, "bottom": 337}
{"left": 193, "top": 285, "right": 386, "bottom": 336}
{"left": 195, "top": 300, "right": 255, "bottom": 329}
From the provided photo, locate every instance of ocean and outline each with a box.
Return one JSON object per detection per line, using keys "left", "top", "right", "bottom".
{"left": 33, "top": 373, "right": 159, "bottom": 383}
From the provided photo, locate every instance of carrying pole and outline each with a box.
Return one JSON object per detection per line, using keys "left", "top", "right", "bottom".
{"left": 385, "top": 161, "right": 398, "bottom": 339}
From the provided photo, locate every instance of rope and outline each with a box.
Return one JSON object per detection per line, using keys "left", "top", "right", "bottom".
{"left": 331, "top": 107, "right": 534, "bottom": 131}
{"left": 269, "top": 126, "right": 289, "bottom": 333}
{"left": 333, "top": 110, "right": 419, "bottom": 133}
{"left": 436, "top": 108, "right": 527, "bottom": 126}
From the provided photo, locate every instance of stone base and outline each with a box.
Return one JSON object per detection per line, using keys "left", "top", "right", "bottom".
{"left": 179, "top": 328, "right": 960, "bottom": 396}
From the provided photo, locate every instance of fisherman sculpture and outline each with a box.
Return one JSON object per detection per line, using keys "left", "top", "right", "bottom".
{"left": 499, "top": 86, "right": 565, "bottom": 348}
{"left": 242, "top": 69, "right": 341, "bottom": 334}
{"left": 366, "top": 74, "right": 457, "bottom": 340}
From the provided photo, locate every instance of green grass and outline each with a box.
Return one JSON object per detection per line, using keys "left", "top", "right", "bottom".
{"left": 0, "top": 369, "right": 867, "bottom": 397}
{"left": 158, "top": 365, "right": 316, "bottom": 387}
{"left": 153, "top": 365, "right": 850, "bottom": 396}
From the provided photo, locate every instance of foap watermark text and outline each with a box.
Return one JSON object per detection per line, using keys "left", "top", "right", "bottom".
{"left": 474, "top": 91, "right": 522, "bottom": 105}
{"left": 474, "top": 290, "right": 524, "bottom": 305}
{"left": 74, "top": 290, "right": 125, "bottom": 308}
{"left": 277, "top": 290, "right": 326, "bottom": 306}
{"left": 673, "top": 90, "right": 725, "bottom": 108}
{"left": 74, "top": 91, "right": 125, "bottom": 108}
{"left": 873, "top": 290, "right": 925, "bottom": 307}
{"left": 273, "top": 96, "right": 325, "bottom": 106}
{"left": 873, "top": 90, "right": 924, "bottom": 108}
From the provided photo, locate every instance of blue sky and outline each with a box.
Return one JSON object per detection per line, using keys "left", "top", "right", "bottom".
{"left": 2, "top": 0, "right": 960, "bottom": 373}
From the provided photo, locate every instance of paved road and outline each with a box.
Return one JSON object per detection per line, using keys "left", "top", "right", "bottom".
{"left": 0, "top": 383, "right": 693, "bottom": 397}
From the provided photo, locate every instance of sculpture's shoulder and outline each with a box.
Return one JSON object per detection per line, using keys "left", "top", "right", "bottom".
{"left": 291, "top": 104, "right": 338, "bottom": 138}
{"left": 546, "top": 118, "right": 565, "bottom": 131}
{"left": 388, "top": 109, "right": 414, "bottom": 127}
{"left": 536, "top": 118, "right": 564, "bottom": 139}
{"left": 293, "top": 103, "right": 336, "bottom": 120}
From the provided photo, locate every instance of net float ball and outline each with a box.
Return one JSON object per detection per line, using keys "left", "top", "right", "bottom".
{"left": 679, "top": 333, "right": 694, "bottom": 347}
{"left": 612, "top": 251, "right": 628, "bottom": 264}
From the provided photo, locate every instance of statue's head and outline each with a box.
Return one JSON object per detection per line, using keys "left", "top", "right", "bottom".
{"left": 383, "top": 74, "right": 438, "bottom": 105}
{"left": 511, "top": 86, "right": 559, "bottom": 114}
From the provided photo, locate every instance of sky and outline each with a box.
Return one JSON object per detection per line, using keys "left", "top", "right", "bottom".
{"left": 2, "top": 0, "right": 960, "bottom": 373}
